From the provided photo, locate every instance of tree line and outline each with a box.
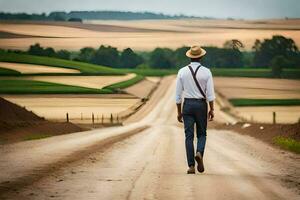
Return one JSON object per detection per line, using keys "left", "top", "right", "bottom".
{"left": 2, "top": 35, "right": 299, "bottom": 74}
{"left": 0, "top": 11, "right": 200, "bottom": 22}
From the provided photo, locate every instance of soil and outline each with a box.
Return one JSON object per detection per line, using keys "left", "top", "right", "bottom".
{"left": 0, "top": 97, "right": 84, "bottom": 144}
{"left": 124, "top": 78, "right": 157, "bottom": 99}
{"left": 210, "top": 121, "right": 300, "bottom": 148}
{"left": 0, "top": 97, "right": 43, "bottom": 124}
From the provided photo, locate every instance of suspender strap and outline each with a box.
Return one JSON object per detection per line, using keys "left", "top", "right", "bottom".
{"left": 188, "top": 65, "right": 206, "bottom": 100}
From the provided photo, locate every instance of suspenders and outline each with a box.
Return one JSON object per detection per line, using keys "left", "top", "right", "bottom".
{"left": 188, "top": 65, "right": 206, "bottom": 100}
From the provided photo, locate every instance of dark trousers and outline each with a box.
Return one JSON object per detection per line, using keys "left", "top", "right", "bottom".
{"left": 182, "top": 98, "right": 208, "bottom": 167}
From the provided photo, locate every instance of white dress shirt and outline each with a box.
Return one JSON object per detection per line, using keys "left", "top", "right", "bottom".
{"left": 175, "top": 62, "right": 215, "bottom": 104}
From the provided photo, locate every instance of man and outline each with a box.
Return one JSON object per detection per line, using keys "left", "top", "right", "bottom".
{"left": 175, "top": 45, "right": 215, "bottom": 174}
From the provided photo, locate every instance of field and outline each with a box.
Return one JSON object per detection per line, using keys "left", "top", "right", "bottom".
{"left": 215, "top": 77, "right": 300, "bottom": 99}
{"left": 0, "top": 19, "right": 300, "bottom": 51}
{"left": 0, "top": 62, "right": 80, "bottom": 74}
{"left": 1, "top": 95, "right": 140, "bottom": 122}
{"left": 210, "top": 68, "right": 300, "bottom": 79}
{"left": 229, "top": 99, "right": 300, "bottom": 107}
{"left": 0, "top": 19, "right": 299, "bottom": 125}
{"left": 215, "top": 77, "right": 300, "bottom": 123}
{"left": 0, "top": 51, "right": 161, "bottom": 122}
{"left": 0, "top": 73, "right": 136, "bottom": 89}
{"left": 2, "top": 9, "right": 300, "bottom": 200}
{"left": 0, "top": 52, "right": 124, "bottom": 75}
{"left": 0, "top": 80, "right": 113, "bottom": 94}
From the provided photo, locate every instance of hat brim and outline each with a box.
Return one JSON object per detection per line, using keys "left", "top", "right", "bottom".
{"left": 186, "top": 48, "right": 206, "bottom": 58}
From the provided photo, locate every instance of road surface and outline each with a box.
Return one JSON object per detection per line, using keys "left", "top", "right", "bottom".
{"left": 0, "top": 76, "right": 299, "bottom": 200}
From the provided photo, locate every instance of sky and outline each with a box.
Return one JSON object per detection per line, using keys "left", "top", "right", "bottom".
{"left": 0, "top": 0, "right": 299, "bottom": 19}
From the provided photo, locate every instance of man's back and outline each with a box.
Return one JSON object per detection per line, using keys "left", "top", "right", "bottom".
{"left": 175, "top": 62, "right": 215, "bottom": 104}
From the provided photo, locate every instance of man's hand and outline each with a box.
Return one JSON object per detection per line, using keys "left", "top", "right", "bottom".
{"left": 177, "top": 113, "right": 183, "bottom": 123}
{"left": 208, "top": 110, "right": 214, "bottom": 121}
{"left": 176, "top": 103, "right": 183, "bottom": 123}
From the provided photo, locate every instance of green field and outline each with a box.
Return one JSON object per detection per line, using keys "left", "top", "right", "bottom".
{"left": 122, "top": 68, "right": 300, "bottom": 79}
{"left": 229, "top": 98, "right": 300, "bottom": 107}
{"left": 211, "top": 68, "right": 300, "bottom": 79}
{"left": 0, "top": 67, "right": 21, "bottom": 75}
{"left": 0, "top": 52, "right": 124, "bottom": 75}
{"left": 273, "top": 136, "right": 300, "bottom": 154}
{"left": 1, "top": 52, "right": 299, "bottom": 79}
{"left": 103, "top": 75, "right": 144, "bottom": 91}
{"left": 0, "top": 79, "right": 113, "bottom": 94}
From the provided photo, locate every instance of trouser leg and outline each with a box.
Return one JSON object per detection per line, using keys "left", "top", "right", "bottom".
{"left": 196, "top": 124, "right": 206, "bottom": 157}
{"left": 183, "top": 114, "right": 195, "bottom": 167}
{"left": 195, "top": 103, "right": 208, "bottom": 157}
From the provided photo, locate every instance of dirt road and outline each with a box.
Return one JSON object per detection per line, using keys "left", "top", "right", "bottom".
{"left": 0, "top": 76, "right": 299, "bottom": 200}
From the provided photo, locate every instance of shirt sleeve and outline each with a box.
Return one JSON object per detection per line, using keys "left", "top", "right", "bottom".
{"left": 175, "top": 70, "right": 184, "bottom": 104}
{"left": 206, "top": 70, "right": 215, "bottom": 102}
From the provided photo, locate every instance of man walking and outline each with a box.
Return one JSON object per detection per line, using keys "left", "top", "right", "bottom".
{"left": 175, "top": 45, "right": 215, "bottom": 174}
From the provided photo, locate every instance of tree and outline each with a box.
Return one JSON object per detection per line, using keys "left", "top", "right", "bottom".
{"left": 253, "top": 35, "right": 299, "bottom": 67}
{"left": 91, "top": 45, "right": 120, "bottom": 68}
{"left": 149, "top": 48, "right": 174, "bottom": 69}
{"left": 270, "top": 56, "right": 287, "bottom": 78}
{"left": 120, "top": 48, "right": 143, "bottom": 68}
{"left": 28, "top": 43, "right": 56, "bottom": 57}
{"left": 57, "top": 50, "right": 71, "bottom": 60}
{"left": 44, "top": 47, "right": 56, "bottom": 57}
{"left": 201, "top": 47, "right": 243, "bottom": 68}
{"left": 48, "top": 12, "right": 67, "bottom": 21}
{"left": 223, "top": 39, "right": 244, "bottom": 50}
{"left": 173, "top": 46, "right": 189, "bottom": 68}
{"left": 68, "top": 18, "right": 83, "bottom": 22}
{"left": 28, "top": 43, "right": 44, "bottom": 56}
{"left": 76, "top": 47, "right": 95, "bottom": 62}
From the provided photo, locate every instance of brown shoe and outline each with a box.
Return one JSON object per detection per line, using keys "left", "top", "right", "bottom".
{"left": 187, "top": 166, "right": 195, "bottom": 174}
{"left": 195, "top": 152, "right": 204, "bottom": 173}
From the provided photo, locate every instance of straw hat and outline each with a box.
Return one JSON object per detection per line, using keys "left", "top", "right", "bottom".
{"left": 186, "top": 45, "right": 206, "bottom": 58}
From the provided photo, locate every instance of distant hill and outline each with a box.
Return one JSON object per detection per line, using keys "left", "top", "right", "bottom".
{"left": 0, "top": 11, "right": 205, "bottom": 21}
{"left": 67, "top": 11, "right": 198, "bottom": 20}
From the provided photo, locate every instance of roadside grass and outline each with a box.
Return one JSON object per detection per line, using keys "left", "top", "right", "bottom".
{"left": 0, "top": 79, "right": 113, "bottom": 94}
{"left": 24, "top": 134, "right": 52, "bottom": 141}
{"left": 103, "top": 75, "right": 145, "bottom": 91}
{"left": 0, "top": 52, "right": 124, "bottom": 75}
{"left": 273, "top": 136, "right": 300, "bottom": 154}
{"left": 0, "top": 67, "right": 21, "bottom": 75}
{"left": 229, "top": 99, "right": 300, "bottom": 107}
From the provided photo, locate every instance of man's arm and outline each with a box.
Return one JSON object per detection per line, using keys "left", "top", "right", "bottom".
{"left": 175, "top": 71, "right": 184, "bottom": 123}
{"left": 206, "top": 70, "right": 215, "bottom": 121}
